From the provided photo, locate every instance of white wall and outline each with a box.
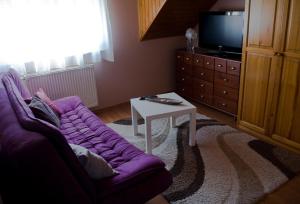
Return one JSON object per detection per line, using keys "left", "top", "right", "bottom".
{"left": 94, "top": 0, "right": 185, "bottom": 109}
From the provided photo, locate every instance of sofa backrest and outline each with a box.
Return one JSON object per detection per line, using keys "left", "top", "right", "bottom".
{"left": 6, "top": 68, "right": 32, "bottom": 99}
{"left": 0, "top": 73, "right": 95, "bottom": 204}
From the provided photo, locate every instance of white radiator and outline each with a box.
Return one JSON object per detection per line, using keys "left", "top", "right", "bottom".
{"left": 25, "top": 66, "right": 98, "bottom": 108}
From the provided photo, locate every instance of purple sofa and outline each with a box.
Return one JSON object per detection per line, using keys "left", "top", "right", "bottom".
{"left": 0, "top": 70, "right": 172, "bottom": 204}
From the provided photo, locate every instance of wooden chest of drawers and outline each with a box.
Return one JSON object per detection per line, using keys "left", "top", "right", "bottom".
{"left": 175, "top": 50, "right": 241, "bottom": 115}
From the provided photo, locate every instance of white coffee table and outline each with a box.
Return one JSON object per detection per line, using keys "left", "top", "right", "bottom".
{"left": 130, "top": 92, "right": 196, "bottom": 154}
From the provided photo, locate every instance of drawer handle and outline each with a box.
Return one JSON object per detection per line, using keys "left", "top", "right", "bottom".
{"left": 231, "top": 67, "right": 236, "bottom": 70}
{"left": 181, "top": 67, "right": 185, "bottom": 71}
{"left": 182, "top": 88, "right": 185, "bottom": 91}
{"left": 223, "top": 78, "right": 228, "bottom": 82}
{"left": 222, "top": 103, "right": 227, "bottom": 107}
{"left": 200, "top": 95, "right": 205, "bottom": 99}
{"left": 196, "top": 59, "right": 199, "bottom": 63}
{"left": 200, "top": 72, "right": 205, "bottom": 76}
{"left": 182, "top": 78, "right": 185, "bottom": 81}
{"left": 217, "top": 64, "right": 223, "bottom": 67}
{"left": 200, "top": 84, "right": 205, "bottom": 87}
{"left": 223, "top": 90, "right": 228, "bottom": 94}
{"left": 186, "top": 57, "right": 190, "bottom": 61}
{"left": 177, "top": 55, "right": 181, "bottom": 59}
{"left": 206, "top": 62, "right": 210, "bottom": 65}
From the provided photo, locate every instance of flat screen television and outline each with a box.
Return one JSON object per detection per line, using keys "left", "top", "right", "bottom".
{"left": 198, "top": 11, "right": 244, "bottom": 55}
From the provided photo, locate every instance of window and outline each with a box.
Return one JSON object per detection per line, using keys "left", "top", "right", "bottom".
{"left": 0, "top": 0, "right": 113, "bottom": 75}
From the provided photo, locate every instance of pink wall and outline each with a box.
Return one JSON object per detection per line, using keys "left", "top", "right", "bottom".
{"left": 211, "top": 0, "right": 245, "bottom": 11}
{"left": 94, "top": 0, "right": 185, "bottom": 109}
{"left": 94, "top": 0, "right": 245, "bottom": 109}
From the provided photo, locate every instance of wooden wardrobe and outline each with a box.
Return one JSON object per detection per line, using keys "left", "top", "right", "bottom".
{"left": 238, "top": 0, "right": 300, "bottom": 150}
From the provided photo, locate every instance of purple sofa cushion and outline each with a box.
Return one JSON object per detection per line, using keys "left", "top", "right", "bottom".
{"left": 0, "top": 76, "right": 92, "bottom": 204}
{"left": 2, "top": 75, "right": 96, "bottom": 202}
{"left": 57, "top": 96, "right": 168, "bottom": 197}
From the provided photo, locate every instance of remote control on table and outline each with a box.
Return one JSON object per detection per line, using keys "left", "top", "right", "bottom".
{"left": 140, "top": 95, "right": 182, "bottom": 105}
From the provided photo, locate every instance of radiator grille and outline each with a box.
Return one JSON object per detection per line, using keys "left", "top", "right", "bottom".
{"left": 25, "top": 67, "right": 98, "bottom": 108}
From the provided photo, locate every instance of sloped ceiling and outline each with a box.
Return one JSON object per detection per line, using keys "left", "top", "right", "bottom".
{"left": 138, "top": 0, "right": 218, "bottom": 41}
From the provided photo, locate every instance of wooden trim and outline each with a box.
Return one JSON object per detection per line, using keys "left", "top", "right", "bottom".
{"left": 237, "top": 0, "right": 250, "bottom": 125}
{"left": 274, "top": 0, "right": 290, "bottom": 52}
{"left": 268, "top": 58, "right": 284, "bottom": 140}
{"left": 272, "top": 134, "right": 300, "bottom": 152}
{"left": 245, "top": 47, "right": 275, "bottom": 55}
{"left": 138, "top": 0, "right": 217, "bottom": 40}
{"left": 239, "top": 121, "right": 266, "bottom": 134}
{"left": 138, "top": 0, "right": 167, "bottom": 40}
{"left": 283, "top": 52, "right": 300, "bottom": 58}
{"left": 239, "top": 124, "right": 300, "bottom": 154}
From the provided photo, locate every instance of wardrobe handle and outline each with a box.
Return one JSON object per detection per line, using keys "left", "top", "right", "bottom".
{"left": 274, "top": 52, "right": 284, "bottom": 57}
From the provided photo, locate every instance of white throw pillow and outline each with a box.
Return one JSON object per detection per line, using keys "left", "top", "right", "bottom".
{"left": 69, "top": 144, "right": 116, "bottom": 179}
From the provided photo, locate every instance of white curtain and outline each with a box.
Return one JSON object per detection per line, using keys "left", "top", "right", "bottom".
{"left": 0, "top": 0, "right": 113, "bottom": 75}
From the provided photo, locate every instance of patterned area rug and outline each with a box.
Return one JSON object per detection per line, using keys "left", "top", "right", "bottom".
{"left": 107, "top": 114, "right": 300, "bottom": 204}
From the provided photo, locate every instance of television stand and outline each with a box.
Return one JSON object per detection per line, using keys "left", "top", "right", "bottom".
{"left": 210, "top": 52, "right": 242, "bottom": 60}
{"left": 194, "top": 47, "right": 242, "bottom": 61}
{"left": 175, "top": 49, "right": 241, "bottom": 116}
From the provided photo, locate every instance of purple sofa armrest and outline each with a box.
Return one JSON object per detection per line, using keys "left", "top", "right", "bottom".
{"left": 6, "top": 69, "right": 32, "bottom": 100}
{"left": 114, "top": 155, "right": 166, "bottom": 182}
{"left": 95, "top": 154, "right": 167, "bottom": 197}
{"left": 0, "top": 134, "right": 92, "bottom": 204}
{"left": 54, "top": 96, "right": 82, "bottom": 114}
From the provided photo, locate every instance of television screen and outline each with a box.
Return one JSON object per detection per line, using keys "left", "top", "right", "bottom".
{"left": 198, "top": 11, "right": 244, "bottom": 53}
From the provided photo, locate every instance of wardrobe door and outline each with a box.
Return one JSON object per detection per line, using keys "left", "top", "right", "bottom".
{"left": 239, "top": 52, "right": 279, "bottom": 134}
{"left": 246, "top": 0, "right": 287, "bottom": 51}
{"left": 238, "top": 0, "right": 288, "bottom": 135}
{"left": 272, "top": 57, "right": 300, "bottom": 145}
{"left": 285, "top": 0, "right": 300, "bottom": 55}
{"left": 271, "top": 0, "right": 300, "bottom": 147}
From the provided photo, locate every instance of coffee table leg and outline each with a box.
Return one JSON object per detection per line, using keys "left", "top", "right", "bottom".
{"left": 145, "top": 117, "right": 152, "bottom": 154}
{"left": 189, "top": 112, "right": 196, "bottom": 146}
{"left": 131, "top": 104, "right": 138, "bottom": 136}
{"left": 171, "top": 116, "right": 176, "bottom": 128}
